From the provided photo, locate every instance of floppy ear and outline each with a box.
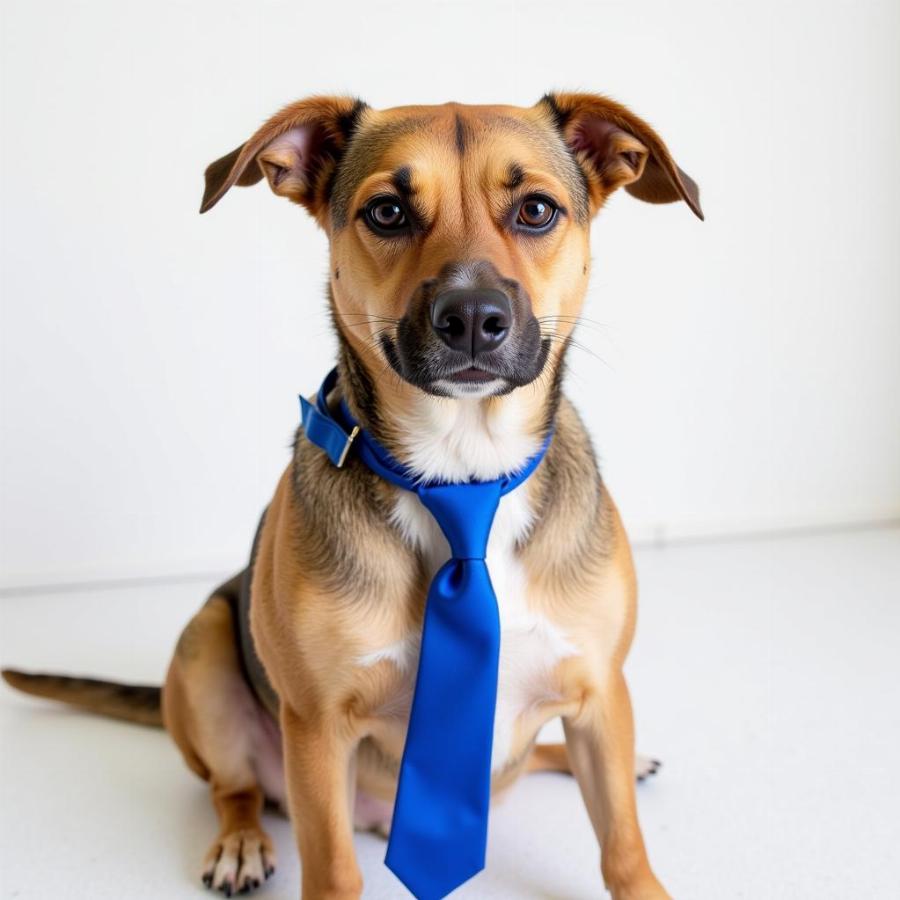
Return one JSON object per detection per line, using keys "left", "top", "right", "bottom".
{"left": 540, "top": 92, "right": 703, "bottom": 220}
{"left": 199, "top": 95, "right": 368, "bottom": 217}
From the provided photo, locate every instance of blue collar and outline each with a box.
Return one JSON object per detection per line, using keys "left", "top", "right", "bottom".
{"left": 298, "top": 367, "right": 552, "bottom": 494}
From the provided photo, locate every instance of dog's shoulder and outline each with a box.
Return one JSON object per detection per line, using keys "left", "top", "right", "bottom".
{"left": 522, "top": 393, "right": 618, "bottom": 579}
{"left": 533, "top": 391, "right": 604, "bottom": 518}
{"left": 285, "top": 425, "right": 422, "bottom": 603}
{"left": 546, "top": 393, "right": 602, "bottom": 486}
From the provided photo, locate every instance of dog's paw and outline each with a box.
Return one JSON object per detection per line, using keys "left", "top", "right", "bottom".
{"left": 202, "top": 828, "right": 276, "bottom": 896}
{"left": 635, "top": 754, "right": 662, "bottom": 782}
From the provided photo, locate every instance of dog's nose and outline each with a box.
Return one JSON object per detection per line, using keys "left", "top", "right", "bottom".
{"left": 430, "top": 289, "right": 511, "bottom": 356}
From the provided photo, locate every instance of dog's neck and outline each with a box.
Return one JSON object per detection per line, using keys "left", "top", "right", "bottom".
{"left": 380, "top": 391, "right": 544, "bottom": 483}
{"left": 337, "top": 342, "right": 562, "bottom": 482}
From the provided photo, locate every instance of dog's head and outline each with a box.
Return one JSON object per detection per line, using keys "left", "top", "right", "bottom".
{"left": 202, "top": 94, "right": 701, "bottom": 406}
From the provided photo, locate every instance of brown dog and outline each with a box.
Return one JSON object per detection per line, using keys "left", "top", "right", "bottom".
{"left": 3, "top": 92, "right": 702, "bottom": 899}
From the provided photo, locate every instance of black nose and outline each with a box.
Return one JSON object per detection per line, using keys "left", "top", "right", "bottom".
{"left": 430, "top": 288, "right": 511, "bottom": 356}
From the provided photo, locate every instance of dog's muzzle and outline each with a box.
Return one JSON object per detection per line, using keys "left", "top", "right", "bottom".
{"left": 383, "top": 259, "right": 550, "bottom": 397}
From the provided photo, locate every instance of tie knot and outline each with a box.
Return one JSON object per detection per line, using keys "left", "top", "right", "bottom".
{"left": 416, "top": 480, "right": 503, "bottom": 560}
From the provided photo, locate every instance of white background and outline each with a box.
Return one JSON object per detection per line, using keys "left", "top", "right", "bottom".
{"left": 2, "top": 0, "right": 899, "bottom": 590}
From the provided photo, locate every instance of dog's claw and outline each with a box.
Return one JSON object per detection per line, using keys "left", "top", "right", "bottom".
{"left": 202, "top": 827, "right": 274, "bottom": 896}
{"left": 635, "top": 753, "right": 663, "bottom": 782}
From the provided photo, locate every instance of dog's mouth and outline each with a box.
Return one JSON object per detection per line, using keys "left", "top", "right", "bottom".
{"left": 446, "top": 366, "right": 498, "bottom": 383}
{"left": 379, "top": 327, "right": 550, "bottom": 398}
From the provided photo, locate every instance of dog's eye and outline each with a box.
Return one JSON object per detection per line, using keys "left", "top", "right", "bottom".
{"left": 516, "top": 196, "right": 558, "bottom": 230}
{"left": 364, "top": 197, "right": 409, "bottom": 235}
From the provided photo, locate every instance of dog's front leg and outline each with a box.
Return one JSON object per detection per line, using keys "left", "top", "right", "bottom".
{"left": 563, "top": 672, "right": 670, "bottom": 900}
{"left": 281, "top": 703, "right": 363, "bottom": 899}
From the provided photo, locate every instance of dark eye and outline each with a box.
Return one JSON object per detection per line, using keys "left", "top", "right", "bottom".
{"left": 364, "top": 197, "right": 409, "bottom": 234}
{"left": 516, "top": 195, "right": 558, "bottom": 230}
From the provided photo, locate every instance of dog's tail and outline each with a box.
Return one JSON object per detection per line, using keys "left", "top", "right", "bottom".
{"left": 1, "top": 668, "right": 163, "bottom": 727}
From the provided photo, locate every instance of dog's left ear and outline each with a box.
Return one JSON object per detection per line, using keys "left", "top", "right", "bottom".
{"left": 540, "top": 92, "right": 703, "bottom": 220}
{"left": 199, "top": 95, "right": 367, "bottom": 218}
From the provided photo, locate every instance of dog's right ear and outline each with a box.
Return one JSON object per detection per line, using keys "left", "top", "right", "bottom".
{"left": 200, "top": 95, "right": 367, "bottom": 218}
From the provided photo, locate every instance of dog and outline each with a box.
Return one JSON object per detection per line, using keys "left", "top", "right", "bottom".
{"left": 3, "top": 92, "right": 702, "bottom": 899}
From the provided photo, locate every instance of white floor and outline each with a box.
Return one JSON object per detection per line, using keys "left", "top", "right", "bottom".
{"left": 1, "top": 527, "right": 899, "bottom": 899}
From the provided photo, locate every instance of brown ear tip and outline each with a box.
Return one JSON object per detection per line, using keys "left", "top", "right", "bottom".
{"left": 682, "top": 183, "right": 704, "bottom": 220}
{"left": 674, "top": 166, "right": 704, "bottom": 220}
{"left": 199, "top": 189, "right": 221, "bottom": 215}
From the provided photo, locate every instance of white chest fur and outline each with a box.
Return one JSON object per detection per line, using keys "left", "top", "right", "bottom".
{"left": 356, "top": 394, "right": 579, "bottom": 771}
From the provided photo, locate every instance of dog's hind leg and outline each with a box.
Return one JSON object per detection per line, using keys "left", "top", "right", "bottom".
{"left": 163, "top": 581, "right": 279, "bottom": 897}
{"left": 526, "top": 742, "right": 572, "bottom": 774}
{"left": 526, "top": 742, "right": 662, "bottom": 782}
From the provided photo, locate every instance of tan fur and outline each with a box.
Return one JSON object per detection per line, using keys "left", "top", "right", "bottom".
{"left": 163, "top": 592, "right": 279, "bottom": 893}
{"left": 6, "top": 93, "right": 701, "bottom": 899}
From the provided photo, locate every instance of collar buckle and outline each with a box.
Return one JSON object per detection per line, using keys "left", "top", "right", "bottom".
{"left": 336, "top": 425, "right": 360, "bottom": 468}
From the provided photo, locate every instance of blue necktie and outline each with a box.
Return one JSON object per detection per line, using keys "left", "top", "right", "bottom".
{"left": 299, "top": 369, "right": 551, "bottom": 899}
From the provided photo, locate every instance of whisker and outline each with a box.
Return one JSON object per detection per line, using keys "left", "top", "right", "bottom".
{"left": 334, "top": 312, "right": 400, "bottom": 321}
{"left": 540, "top": 331, "right": 611, "bottom": 370}
{"left": 337, "top": 320, "right": 401, "bottom": 332}
{"left": 537, "top": 315, "right": 613, "bottom": 335}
